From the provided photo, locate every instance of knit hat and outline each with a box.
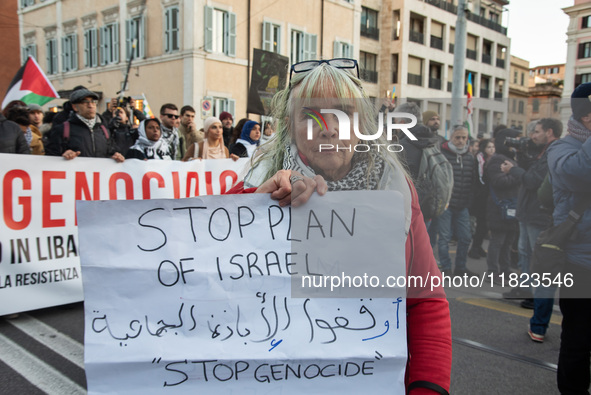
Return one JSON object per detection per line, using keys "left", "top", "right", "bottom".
{"left": 422, "top": 110, "right": 439, "bottom": 123}
{"left": 203, "top": 116, "right": 222, "bottom": 133}
{"left": 219, "top": 111, "right": 233, "bottom": 122}
{"left": 571, "top": 82, "right": 591, "bottom": 121}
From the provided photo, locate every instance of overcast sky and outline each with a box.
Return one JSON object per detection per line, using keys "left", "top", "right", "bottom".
{"left": 505, "top": 0, "right": 573, "bottom": 67}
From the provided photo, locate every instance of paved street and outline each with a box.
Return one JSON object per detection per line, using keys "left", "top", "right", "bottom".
{"left": 0, "top": 244, "right": 563, "bottom": 394}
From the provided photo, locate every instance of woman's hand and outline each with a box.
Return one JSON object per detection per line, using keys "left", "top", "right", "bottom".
{"left": 230, "top": 154, "right": 240, "bottom": 161}
{"left": 255, "top": 170, "right": 328, "bottom": 207}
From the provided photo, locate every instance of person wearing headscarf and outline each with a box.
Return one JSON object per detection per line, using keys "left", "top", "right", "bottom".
{"left": 229, "top": 120, "right": 261, "bottom": 159}
{"left": 126, "top": 118, "right": 172, "bottom": 160}
{"left": 182, "top": 117, "right": 229, "bottom": 160}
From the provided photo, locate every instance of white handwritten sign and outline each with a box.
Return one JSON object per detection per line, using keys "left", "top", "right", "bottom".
{"left": 77, "top": 192, "right": 407, "bottom": 394}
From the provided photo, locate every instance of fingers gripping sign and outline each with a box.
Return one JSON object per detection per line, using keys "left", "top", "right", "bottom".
{"left": 255, "top": 170, "right": 327, "bottom": 207}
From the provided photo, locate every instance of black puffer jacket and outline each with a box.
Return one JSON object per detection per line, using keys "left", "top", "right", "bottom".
{"left": 0, "top": 114, "right": 29, "bottom": 154}
{"left": 45, "top": 113, "right": 117, "bottom": 158}
{"left": 399, "top": 124, "right": 440, "bottom": 181}
{"left": 441, "top": 141, "right": 476, "bottom": 209}
{"left": 485, "top": 129, "right": 521, "bottom": 231}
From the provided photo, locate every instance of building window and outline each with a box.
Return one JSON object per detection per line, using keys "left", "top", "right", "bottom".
{"left": 359, "top": 51, "right": 377, "bottom": 83}
{"left": 489, "top": 11, "right": 499, "bottom": 23}
{"left": 532, "top": 98, "right": 540, "bottom": 113}
{"left": 391, "top": 54, "right": 398, "bottom": 84}
{"left": 22, "top": 44, "right": 37, "bottom": 62}
{"left": 21, "top": 0, "right": 35, "bottom": 8}
{"left": 263, "top": 22, "right": 281, "bottom": 53}
{"left": 511, "top": 98, "right": 516, "bottom": 113}
{"left": 518, "top": 100, "right": 524, "bottom": 114}
{"left": 126, "top": 15, "right": 145, "bottom": 60}
{"left": 290, "top": 30, "right": 316, "bottom": 64}
{"left": 361, "top": 7, "right": 379, "bottom": 40}
{"left": 521, "top": 72, "right": 525, "bottom": 86}
{"left": 100, "top": 23, "right": 120, "bottom": 65}
{"left": 45, "top": 38, "right": 58, "bottom": 74}
{"left": 582, "top": 15, "right": 591, "bottom": 28}
{"left": 407, "top": 56, "right": 423, "bottom": 86}
{"left": 513, "top": 70, "right": 518, "bottom": 84}
{"left": 393, "top": 10, "right": 400, "bottom": 40}
{"left": 61, "top": 33, "right": 78, "bottom": 72}
{"left": 84, "top": 28, "right": 98, "bottom": 68}
{"left": 164, "top": 6, "right": 180, "bottom": 53}
{"left": 333, "top": 41, "right": 353, "bottom": 58}
{"left": 208, "top": 97, "right": 236, "bottom": 118}
{"left": 579, "top": 42, "right": 591, "bottom": 59}
{"left": 204, "top": 6, "right": 236, "bottom": 57}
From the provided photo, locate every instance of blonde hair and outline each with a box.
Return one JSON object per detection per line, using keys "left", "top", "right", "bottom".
{"left": 250, "top": 63, "right": 408, "bottom": 185}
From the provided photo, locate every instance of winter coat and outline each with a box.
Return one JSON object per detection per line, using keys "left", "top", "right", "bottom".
{"left": 399, "top": 124, "right": 440, "bottom": 181}
{"left": 29, "top": 125, "right": 44, "bottom": 155}
{"left": 440, "top": 142, "right": 476, "bottom": 209}
{"left": 547, "top": 134, "right": 591, "bottom": 270}
{"left": 0, "top": 114, "right": 30, "bottom": 154}
{"left": 109, "top": 123, "right": 138, "bottom": 158}
{"left": 45, "top": 113, "right": 117, "bottom": 158}
{"left": 485, "top": 129, "right": 522, "bottom": 231}
{"left": 509, "top": 140, "right": 556, "bottom": 229}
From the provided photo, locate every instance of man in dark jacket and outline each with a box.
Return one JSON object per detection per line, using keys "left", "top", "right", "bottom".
{"left": 438, "top": 125, "right": 476, "bottom": 276}
{"left": 45, "top": 87, "right": 124, "bottom": 162}
{"left": 501, "top": 119, "right": 562, "bottom": 339}
{"left": 0, "top": 112, "right": 30, "bottom": 154}
{"left": 550, "top": 83, "right": 591, "bottom": 394}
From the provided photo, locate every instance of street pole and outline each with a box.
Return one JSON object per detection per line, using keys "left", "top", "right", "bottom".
{"left": 450, "top": 0, "right": 468, "bottom": 127}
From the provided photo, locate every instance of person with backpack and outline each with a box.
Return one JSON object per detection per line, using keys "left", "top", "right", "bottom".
{"left": 438, "top": 125, "right": 477, "bottom": 277}
{"left": 45, "top": 87, "right": 124, "bottom": 162}
{"left": 397, "top": 106, "right": 453, "bottom": 227}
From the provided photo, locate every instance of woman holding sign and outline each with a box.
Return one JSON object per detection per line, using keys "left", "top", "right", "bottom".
{"left": 228, "top": 59, "right": 452, "bottom": 394}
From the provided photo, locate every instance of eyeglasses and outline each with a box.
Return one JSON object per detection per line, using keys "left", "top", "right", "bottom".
{"left": 163, "top": 113, "right": 180, "bottom": 119}
{"left": 290, "top": 58, "right": 359, "bottom": 80}
{"left": 79, "top": 100, "right": 98, "bottom": 105}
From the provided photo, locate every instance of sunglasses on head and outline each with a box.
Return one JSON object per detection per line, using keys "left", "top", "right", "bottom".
{"left": 289, "top": 58, "right": 359, "bottom": 80}
{"left": 163, "top": 113, "right": 180, "bottom": 119}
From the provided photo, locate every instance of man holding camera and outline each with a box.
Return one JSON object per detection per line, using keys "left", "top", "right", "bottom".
{"left": 500, "top": 118, "right": 562, "bottom": 340}
{"left": 108, "top": 106, "right": 138, "bottom": 157}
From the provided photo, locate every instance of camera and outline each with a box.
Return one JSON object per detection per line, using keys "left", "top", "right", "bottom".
{"left": 504, "top": 137, "right": 533, "bottom": 152}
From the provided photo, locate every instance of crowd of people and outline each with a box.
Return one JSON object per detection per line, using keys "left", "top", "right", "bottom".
{"left": 1, "top": 62, "right": 591, "bottom": 394}
{"left": 0, "top": 85, "right": 275, "bottom": 163}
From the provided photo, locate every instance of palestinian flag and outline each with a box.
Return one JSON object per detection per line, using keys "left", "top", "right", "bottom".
{"left": 2, "top": 56, "right": 60, "bottom": 110}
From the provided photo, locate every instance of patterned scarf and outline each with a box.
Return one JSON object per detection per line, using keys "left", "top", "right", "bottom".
{"left": 75, "top": 113, "right": 97, "bottom": 131}
{"left": 130, "top": 120, "right": 171, "bottom": 160}
{"left": 282, "top": 144, "right": 384, "bottom": 191}
{"left": 447, "top": 140, "right": 469, "bottom": 155}
{"left": 567, "top": 116, "right": 591, "bottom": 143}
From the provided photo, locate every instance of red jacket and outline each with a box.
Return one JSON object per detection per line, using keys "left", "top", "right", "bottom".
{"left": 226, "top": 182, "right": 452, "bottom": 394}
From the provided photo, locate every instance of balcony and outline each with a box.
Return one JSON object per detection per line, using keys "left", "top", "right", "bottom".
{"left": 494, "top": 91, "right": 503, "bottom": 101}
{"left": 408, "top": 73, "right": 423, "bottom": 86}
{"left": 496, "top": 58, "right": 506, "bottom": 68}
{"left": 482, "top": 53, "right": 491, "bottom": 65}
{"left": 447, "top": 81, "right": 452, "bottom": 92}
{"left": 361, "top": 25, "right": 380, "bottom": 40}
{"left": 409, "top": 30, "right": 424, "bottom": 45}
{"left": 466, "top": 49, "right": 477, "bottom": 60}
{"left": 429, "top": 78, "right": 442, "bottom": 90}
{"left": 449, "top": 43, "right": 454, "bottom": 53}
{"left": 424, "top": 0, "right": 507, "bottom": 35}
{"left": 361, "top": 69, "right": 378, "bottom": 83}
{"left": 480, "top": 88, "right": 489, "bottom": 98}
{"left": 425, "top": 0, "right": 457, "bottom": 14}
{"left": 430, "top": 36, "right": 443, "bottom": 50}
